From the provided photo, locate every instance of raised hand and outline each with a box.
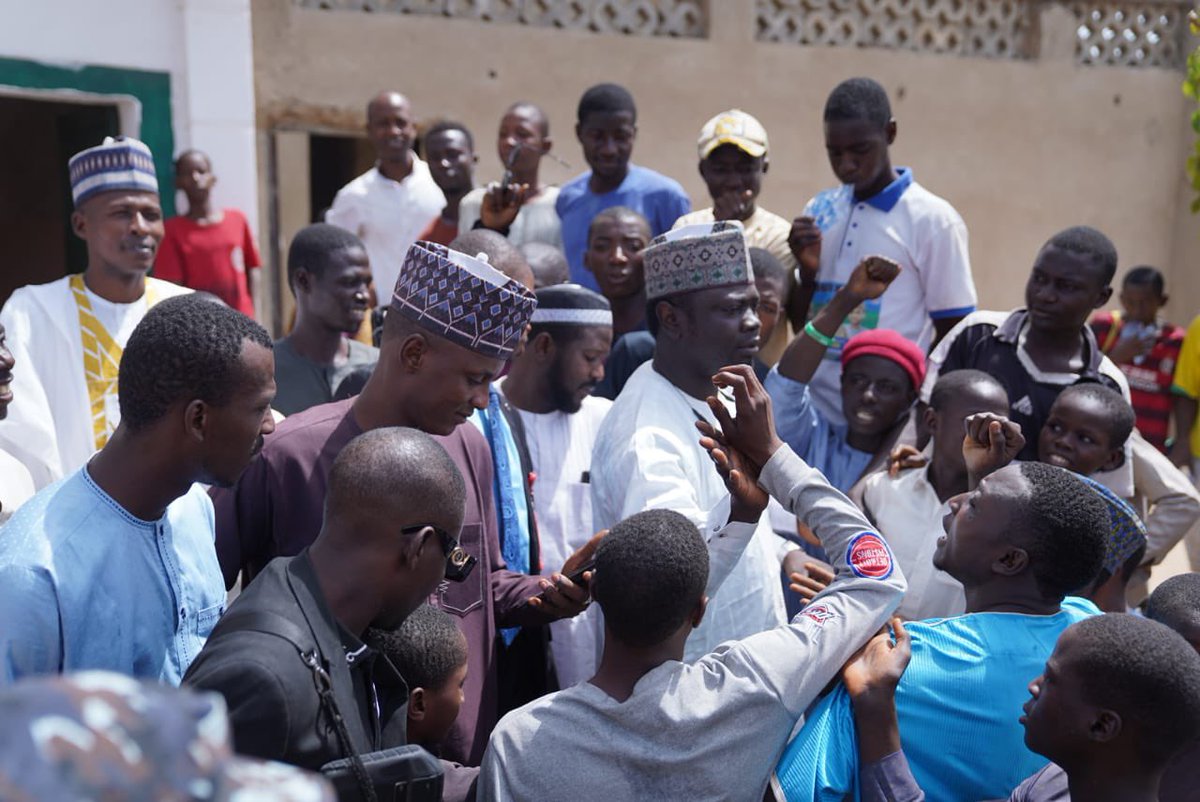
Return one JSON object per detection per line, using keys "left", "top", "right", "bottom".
{"left": 480, "top": 181, "right": 529, "bottom": 231}
{"left": 887, "top": 443, "right": 928, "bottom": 478}
{"left": 697, "top": 425, "right": 769, "bottom": 524}
{"left": 844, "top": 255, "right": 901, "bottom": 302}
{"left": 962, "top": 412, "right": 1025, "bottom": 487}
{"left": 788, "top": 215, "right": 822, "bottom": 281}
{"left": 703, "top": 364, "right": 784, "bottom": 471}
{"left": 787, "top": 559, "right": 835, "bottom": 605}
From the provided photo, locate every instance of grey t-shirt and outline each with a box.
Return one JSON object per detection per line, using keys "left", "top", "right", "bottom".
{"left": 271, "top": 337, "right": 378, "bottom": 417}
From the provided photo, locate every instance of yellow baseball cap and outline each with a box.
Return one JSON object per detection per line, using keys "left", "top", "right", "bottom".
{"left": 697, "top": 109, "right": 768, "bottom": 160}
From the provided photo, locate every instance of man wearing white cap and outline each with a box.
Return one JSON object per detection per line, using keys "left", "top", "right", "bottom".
{"left": 500, "top": 283, "right": 615, "bottom": 687}
{"left": 0, "top": 136, "right": 189, "bottom": 488}
{"left": 674, "top": 110, "right": 799, "bottom": 365}
{"left": 591, "top": 221, "right": 787, "bottom": 661}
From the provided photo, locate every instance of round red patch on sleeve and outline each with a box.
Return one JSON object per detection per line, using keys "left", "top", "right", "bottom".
{"left": 846, "top": 532, "right": 894, "bottom": 579}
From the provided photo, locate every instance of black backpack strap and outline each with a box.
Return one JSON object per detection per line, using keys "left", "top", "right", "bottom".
{"left": 218, "top": 610, "right": 378, "bottom": 802}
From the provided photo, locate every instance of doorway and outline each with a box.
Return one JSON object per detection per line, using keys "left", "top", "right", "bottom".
{"left": 0, "top": 95, "right": 120, "bottom": 305}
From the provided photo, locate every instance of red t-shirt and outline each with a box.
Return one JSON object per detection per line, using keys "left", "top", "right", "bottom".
{"left": 155, "top": 210, "right": 261, "bottom": 317}
{"left": 417, "top": 214, "right": 458, "bottom": 246}
{"left": 1090, "top": 310, "right": 1185, "bottom": 452}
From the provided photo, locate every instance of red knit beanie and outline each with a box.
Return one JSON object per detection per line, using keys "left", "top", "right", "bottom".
{"left": 840, "top": 329, "right": 926, "bottom": 391}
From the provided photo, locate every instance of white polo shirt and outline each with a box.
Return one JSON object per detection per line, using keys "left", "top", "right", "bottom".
{"left": 803, "top": 168, "right": 977, "bottom": 423}
{"left": 325, "top": 160, "right": 445, "bottom": 300}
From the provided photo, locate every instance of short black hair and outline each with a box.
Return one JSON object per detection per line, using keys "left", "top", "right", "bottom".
{"left": 1145, "top": 573, "right": 1200, "bottom": 636}
{"left": 287, "top": 223, "right": 365, "bottom": 290}
{"left": 1044, "top": 226, "right": 1118, "bottom": 286}
{"left": 173, "top": 148, "right": 210, "bottom": 172}
{"left": 593, "top": 509, "right": 708, "bottom": 647}
{"left": 824, "top": 78, "right": 892, "bottom": 128}
{"left": 587, "top": 206, "right": 650, "bottom": 247}
{"left": 506, "top": 101, "right": 551, "bottom": 137}
{"left": 1054, "top": 382, "right": 1135, "bottom": 449}
{"left": 577, "top": 83, "right": 637, "bottom": 125}
{"left": 519, "top": 242, "right": 570, "bottom": 288}
{"left": 118, "top": 294, "right": 272, "bottom": 432}
{"left": 370, "top": 604, "right": 467, "bottom": 691}
{"left": 1069, "top": 614, "right": 1200, "bottom": 764}
{"left": 749, "top": 247, "right": 788, "bottom": 289}
{"left": 1122, "top": 265, "right": 1165, "bottom": 297}
{"left": 423, "top": 120, "right": 474, "bottom": 152}
{"left": 928, "top": 369, "right": 1007, "bottom": 412}
{"left": 1016, "top": 461, "right": 1108, "bottom": 599}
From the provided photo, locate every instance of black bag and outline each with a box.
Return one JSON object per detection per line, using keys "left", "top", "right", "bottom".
{"left": 218, "top": 610, "right": 443, "bottom": 802}
{"left": 321, "top": 745, "right": 443, "bottom": 802}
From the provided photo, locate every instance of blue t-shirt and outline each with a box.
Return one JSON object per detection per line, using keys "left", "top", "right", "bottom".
{"left": 764, "top": 368, "right": 872, "bottom": 494}
{"left": 0, "top": 467, "right": 226, "bottom": 685}
{"left": 556, "top": 164, "right": 690, "bottom": 290}
{"left": 775, "top": 597, "right": 1100, "bottom": 802}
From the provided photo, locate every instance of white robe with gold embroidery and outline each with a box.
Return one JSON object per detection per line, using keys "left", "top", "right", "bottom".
{"left": 0, "top": 276, "right": 189, "bottom": 489}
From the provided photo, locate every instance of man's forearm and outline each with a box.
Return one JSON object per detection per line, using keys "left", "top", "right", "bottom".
{"left": 1172, "top": 393, "right": 1197, "bottom": 467}
{"left": 776, "top": 289, "right": 862, "bottom": 384}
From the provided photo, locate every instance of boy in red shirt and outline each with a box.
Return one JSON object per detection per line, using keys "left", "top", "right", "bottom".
{"left": 1090, "top": 265, "right": 1184, "bottom": 453}
{"left": 155, "top": 150, "right": 262, "bottom": 318}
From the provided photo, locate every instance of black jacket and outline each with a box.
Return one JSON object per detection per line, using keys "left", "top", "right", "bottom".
{"left": 184, "top": 551, "right": 408, "bottom": 770}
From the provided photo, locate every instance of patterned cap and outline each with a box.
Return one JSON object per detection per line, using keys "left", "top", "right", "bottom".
{"left": 1078, "top": 474, "right": 1148, "bottom": 575}
{"left": 531, "top": 283, "right": 612, "bottom": 326}
{"left": 0, "top": 671, "right": 334, "bottom": 801}
{"left": 642, "top": 221, "right": 754, "bottom": 301}
{"left": 391, "top": 240, "right": 538, "bottom": 360}
{"left": 697, "top": 109, "right": 769, "bottom": 160}
{"left": 68, "top": 136, "right": 159, "bottom": 207}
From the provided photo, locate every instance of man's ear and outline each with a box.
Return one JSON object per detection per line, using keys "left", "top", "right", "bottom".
{"left": 1094, "top": 285, "right": 1114, "bottom": 310}
{"left": 408, "top": 687, "right": 427, "bottom": 720}
{"left": 184, "top": 399, "right": 207, "bottom": 443}
{"left": 885, "top": 119, "right": 898, "bottom": 146}
{"left": 541, "top": 135, "right": 554, "bottom": 156}
{"left": 398, "top": 332, "right": 430, "bottom": 373}
{"left": 761, "top": 156, "right": 770, "bottom": 176}
{"left": 656, "top": 300, "right": 685, "bottom": 341}
{"left": 294, "top": 267, "right": 312, "bottom": 295}
{"left": 1089, "top": 708, "right": 1122, "bottom": 744}
{"left": 691, "top": 595, "right": 708, "bottom": 629}
{"left": 1100, "top": 446, "right": 1126, "bottom": 473}
{"left": 923, "top": 406, "right": 939, "bottom": 438}
{"left": 992, "top": 546, "right": 1030, "bottom": 577}
{"left": 70, "top": 209, "right": 87, "bottom": 241}
{"left": 574, "top": 122, "right": 584, "bottom": 143}
{"left": 531, "top": 331, "right": 556, "bottom": 362}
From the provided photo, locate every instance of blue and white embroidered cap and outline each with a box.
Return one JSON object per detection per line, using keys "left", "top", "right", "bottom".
{"left": 68, "top": 136, "right": 159, "bottom": 207}
{"left": 392, "top": 240, "right": 538, "bottom": 361}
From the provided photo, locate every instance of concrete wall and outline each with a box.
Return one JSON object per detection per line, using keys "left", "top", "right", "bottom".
{"left": 252, "top": 0, "right": 1200, "bottom": 324}
{"left": 0, "top": 0, "right": 260, "bottom": 250}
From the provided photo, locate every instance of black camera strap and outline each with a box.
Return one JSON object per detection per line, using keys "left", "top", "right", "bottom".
{"left": 217, "top": 610, "right": 378, "bottom": 802}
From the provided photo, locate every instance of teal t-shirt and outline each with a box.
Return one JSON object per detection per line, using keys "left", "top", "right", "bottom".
{"left": 775, "top": 597, "right": 1100, "bottom": 802}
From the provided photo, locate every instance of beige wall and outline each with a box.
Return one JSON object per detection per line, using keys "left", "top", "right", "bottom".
{"left": 252, "top": 0, "right": 1200, "bottom": 328}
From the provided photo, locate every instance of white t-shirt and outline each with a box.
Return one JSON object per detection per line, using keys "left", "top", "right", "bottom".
{"left": 325, "top": 161, "right": 446, "bottom": 300}
{"left": 504, "top": 391, "right": 611, "bottom": 687}
{"left": 803, "top": 168, "right": 977, "bottom": 423}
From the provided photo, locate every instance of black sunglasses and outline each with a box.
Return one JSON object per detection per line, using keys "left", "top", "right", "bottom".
{"left": 401, "top": 524, "right": 477, "bottom": 583}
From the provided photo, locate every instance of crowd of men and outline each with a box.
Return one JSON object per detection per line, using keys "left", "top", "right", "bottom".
{"left": 0, "top": 76, "right": 1199, "bottom": 802}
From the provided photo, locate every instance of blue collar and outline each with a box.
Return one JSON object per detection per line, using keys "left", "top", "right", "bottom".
{"left": 856, "top": 167, "right": 913, "bottom": 212}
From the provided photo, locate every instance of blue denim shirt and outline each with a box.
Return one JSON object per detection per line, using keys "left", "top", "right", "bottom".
{"left": 0, "top": 467, "right": 226, "bottom": 685}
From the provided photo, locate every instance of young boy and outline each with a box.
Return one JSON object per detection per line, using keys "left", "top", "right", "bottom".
{"left": 1038, "top": 383, "right": 1199, "bottom": 602}
{"left": 845, "top": 613, "right": 1200, "bottom": 802}
{"left": 417, "top": 121, "right": 478, "bottom": 246}
{"left": 749, "top": 247, "right": 790, "bottom": 382}
{"left": 1145, "top": 574, "right": 1200, "bottom": 801}
{"left": 585, "top": 207, "right": 655, "bottom": 400}
{"left": 372, "top": 604, "right": 469, "bottom": 751}
{"left": 557, "top": 83, "right": 689, "bottom": 291}
{"left": 675, "top": 110, "right": 799, "bottom": 363}
{"left": 795, "top": 77, "right": 976, "bottom": 425}
{"left": 766, "top": 255, "right": 919, "bottom": 493}
{"left": 859, "top": 369, "right": 1010, "bottom": 620}
{"left": 1090, "top": 266, "right": 1184, "bottom": 453}
{"left": 156, "top": 149, "right": 262, "bottom": 318}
